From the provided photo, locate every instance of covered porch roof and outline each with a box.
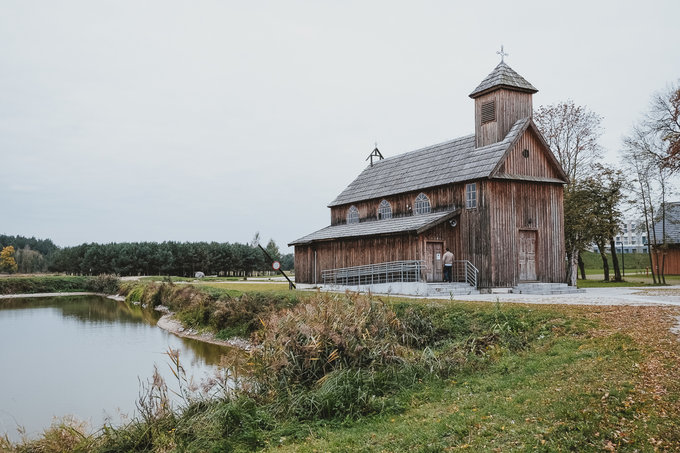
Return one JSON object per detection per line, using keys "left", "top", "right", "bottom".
{"left": 289, "top": 209, "right": 459, "bottom": 246}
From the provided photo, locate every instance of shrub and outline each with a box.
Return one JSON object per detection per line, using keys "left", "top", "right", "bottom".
{"left": 253, "top": 292, "right": 406, "bottom": 389}
{"left": 85, "top": 274, "right": 120, "bottom": 294}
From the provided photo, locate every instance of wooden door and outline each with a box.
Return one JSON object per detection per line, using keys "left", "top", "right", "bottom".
{"left": 425, "top": 242, "right": 443, "bottom": 282}
{"left": 519, "top": 231, "right": 537, "bottom": 281}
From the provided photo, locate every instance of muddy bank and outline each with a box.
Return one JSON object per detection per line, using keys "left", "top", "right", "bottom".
{"left": 155, "top": 308, "right": 252, "bottom": 351}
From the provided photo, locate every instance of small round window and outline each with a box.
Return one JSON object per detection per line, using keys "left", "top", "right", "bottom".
{"left": 522, "top": 148, "right": 529, "bottom": 158}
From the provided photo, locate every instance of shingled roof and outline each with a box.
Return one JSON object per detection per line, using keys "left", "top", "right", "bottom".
{"left": 653, "top": 202, "right": 680, "bottom": 243}
{"left": 289, "top": 210, "right": 458, "bottom": 245}
{"left": 328, "top": 117, "right": 534, "bottom": 207}
{"left": 469, "top": 61, "right": 538, "bottom": 99}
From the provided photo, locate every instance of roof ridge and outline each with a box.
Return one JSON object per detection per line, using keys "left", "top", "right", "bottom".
{"left": 371, "top": 133, "right": 475, "bottom": 166}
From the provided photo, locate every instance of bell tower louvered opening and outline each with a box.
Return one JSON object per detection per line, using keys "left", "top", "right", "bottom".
{"left": 481, "top": 101, "right": 496, "bottom": 124}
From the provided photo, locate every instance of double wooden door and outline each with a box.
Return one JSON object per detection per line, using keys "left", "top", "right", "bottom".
{"left": 519, "top": 231, "right": 537, "bottom": 281}
{"left": 425, "top": 242, "right": 443, "bottom": 282}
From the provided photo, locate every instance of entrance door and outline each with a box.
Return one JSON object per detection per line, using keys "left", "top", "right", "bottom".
{"left": 519, "top": 231, "right": 537, "bottom": 281}
{"left": 425, "top": 242, "right": 443, "bottom": 282}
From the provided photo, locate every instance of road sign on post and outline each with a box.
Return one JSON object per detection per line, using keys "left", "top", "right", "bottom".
{"left": 258, "top": 245, "right": 296, "bottom": 289}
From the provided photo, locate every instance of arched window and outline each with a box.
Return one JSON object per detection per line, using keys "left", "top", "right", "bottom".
{"left": 347, "top": 205, "right": 359, "bottom": 224}
{"left": 414, "top": 193, "right": 431, "bottom": 215}
{"left": 377, "top": 200, "right": 392, "bottom": 220}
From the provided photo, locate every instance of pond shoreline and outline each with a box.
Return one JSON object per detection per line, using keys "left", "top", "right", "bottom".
{"left": 1, "top": 291, "right": 252, "bottom": 351}
{"left": 155, "top": 309, "right": 252, "bottom": 351}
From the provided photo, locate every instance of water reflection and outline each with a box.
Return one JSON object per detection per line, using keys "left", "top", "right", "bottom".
{"left": 0, "top": 295, "right": 239, "bottom": 442}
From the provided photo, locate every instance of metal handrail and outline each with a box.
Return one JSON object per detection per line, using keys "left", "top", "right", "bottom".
{"left": 322, "top": 259, "right": 479, "bottom": 288}
{"left": 322, "top": 260, "right": 425, "bottom": 286}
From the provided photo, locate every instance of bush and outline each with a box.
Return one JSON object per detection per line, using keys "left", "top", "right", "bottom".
{"left": 253, "top": 292, "right": 406, "bottom": 389}
{"left": 85, "top": 274, "right": 120, "bottom": 294}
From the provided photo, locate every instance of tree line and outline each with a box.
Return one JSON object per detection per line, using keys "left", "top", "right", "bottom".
{"left": 0, "top": 234, "right": 294, "bottom": 276}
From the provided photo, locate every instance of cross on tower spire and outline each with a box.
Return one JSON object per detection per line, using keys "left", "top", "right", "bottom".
{"left": 496, "top": 45, "right": 508, "bottom": 62}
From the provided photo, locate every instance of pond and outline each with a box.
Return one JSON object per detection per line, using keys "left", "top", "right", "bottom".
{"left": 0, "top": 295, "right": 235, "bottom": 442}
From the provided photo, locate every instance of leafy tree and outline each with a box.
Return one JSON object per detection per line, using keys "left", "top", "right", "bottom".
{"left": 280, "top": 253, "right": 294, "bottom": 271}
{"left": 579, "top": 166, "right": 625, "bottom": 281}
{"left": 265, "top": 239, "right": 281, "bottom": 263}
{"left": 0, "top": 246, "right": 18, "bottom": 274}
{"left": 15, "top": 246, "right": 47, "bottom": 273}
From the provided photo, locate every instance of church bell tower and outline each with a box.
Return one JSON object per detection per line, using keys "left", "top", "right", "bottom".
{"left": 469, "top": 53, "right": 538, "bottom": 148}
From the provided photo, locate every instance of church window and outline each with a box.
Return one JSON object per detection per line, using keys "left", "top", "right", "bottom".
{"left": 377, "top": 200, "right": 392, "bottom": 220}
{"left": 347, "top": 205, "right": 359, "bottom": 224}
{"left": 465, "top": 183, "right": 477, "bottom": 209}
{"left": 481, "top": 101, "right": 496, "bottom": 124}
{"left": 414, "top": 193, "right": 431, "bottom": 215}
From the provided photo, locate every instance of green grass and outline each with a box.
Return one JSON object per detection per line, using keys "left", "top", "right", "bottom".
{"left": 198, "top": 282, "right": 294, "bottom": 294}
{"left": 270, "top": 334, "right": 644, "bottom": 451}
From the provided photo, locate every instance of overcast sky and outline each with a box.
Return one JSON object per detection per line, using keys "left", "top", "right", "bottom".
{"left": 2, "top": 0, "right": 679, "bottom": 252}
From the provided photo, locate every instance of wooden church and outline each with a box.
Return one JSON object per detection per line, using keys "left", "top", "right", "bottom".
{"left": 290, "top": 59, "right": 569, "bottom": 290}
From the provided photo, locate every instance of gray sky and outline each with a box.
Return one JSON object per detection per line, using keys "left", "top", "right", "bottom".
{"left": 2, "top": 0, "right": 679, "bottom": 252}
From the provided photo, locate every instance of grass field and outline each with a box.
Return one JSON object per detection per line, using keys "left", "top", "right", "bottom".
{"left": 198, "top": 281, "right": 294, "bottom": 294}
{"left": 264, "top": 304, "right": 680, "bottom": 452}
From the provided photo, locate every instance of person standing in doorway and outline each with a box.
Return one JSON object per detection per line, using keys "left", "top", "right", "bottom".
{"left": 442, "top": 247, "right": 454, "bottom": 282}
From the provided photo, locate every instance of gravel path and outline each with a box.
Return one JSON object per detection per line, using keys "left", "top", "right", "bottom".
{"left": 449, "top": 286, "right": 680, "bottom": 306}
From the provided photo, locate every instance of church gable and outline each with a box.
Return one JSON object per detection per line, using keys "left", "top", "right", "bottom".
{"left": 491, "top": 123, "right": 568, "bottom": 183}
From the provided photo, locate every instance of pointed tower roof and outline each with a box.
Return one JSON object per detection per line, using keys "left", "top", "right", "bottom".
{"left": 469, "top": 61, "right": 538, "bottom": 99}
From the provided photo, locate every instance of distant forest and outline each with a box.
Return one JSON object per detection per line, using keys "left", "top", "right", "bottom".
{"left": 0, "top": 234, "right": 294, "bottom": 276}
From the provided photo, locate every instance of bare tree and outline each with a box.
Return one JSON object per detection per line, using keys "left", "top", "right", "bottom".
{"left": 622, "top": 123, "right": 674, "bottom": 284}
{"left": 535, "top": 100, "right": 604, "bottom": 285}
{"left": 535, "top": 100, "right": 604, "bottom": 183}
{"left": 647, "top": 83, "right": 680, "bottom": 172}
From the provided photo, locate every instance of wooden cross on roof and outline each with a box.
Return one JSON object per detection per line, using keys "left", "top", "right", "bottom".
{"left": 366, "top": 143, "right": 384, "bottom": 167}
{"left": 497, "top": 45, "right": 508, "bottom": 62}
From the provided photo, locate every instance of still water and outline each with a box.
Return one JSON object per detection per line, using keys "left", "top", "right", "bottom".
{"left": 0, "top": 295, "right": 232, "bottom": 442}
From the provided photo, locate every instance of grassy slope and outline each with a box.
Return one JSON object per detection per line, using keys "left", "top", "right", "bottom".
{"left": 267, "top": 304, "right": 680, "bottom": 452}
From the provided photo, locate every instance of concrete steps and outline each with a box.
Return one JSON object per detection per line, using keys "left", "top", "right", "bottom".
{"left": 426, "top": 283, "right": 479, "bottom": 296}
{"left": 512, "top": 282, "right": 585, "bottom": 295}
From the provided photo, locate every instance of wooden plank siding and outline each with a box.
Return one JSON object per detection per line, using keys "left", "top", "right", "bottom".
{"left": 652, "top": 248, "right": 680, "bottom": 275}
{"left": 296, "top": 178, "right": 565, "bottom": 287}
{"left": 486, "top": 180, "right": 565, "bottom": 287}
{"left": 499, "top": 127, "right": 562, "bottom": 179}
{"left": 475, "top": 90, "right": 532, "bottom": 148}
